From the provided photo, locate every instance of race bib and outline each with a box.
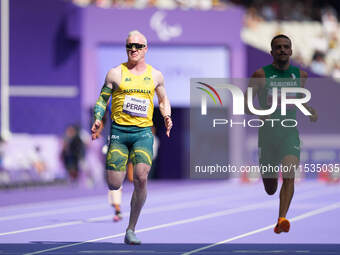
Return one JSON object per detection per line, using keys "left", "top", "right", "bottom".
{"left": 122, "top": 95, "right": 150, "bottom": 118}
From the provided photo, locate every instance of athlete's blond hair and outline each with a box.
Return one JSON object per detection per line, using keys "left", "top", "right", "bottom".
{"left": 126, "top": 30, "right": 147, "bottom": 45}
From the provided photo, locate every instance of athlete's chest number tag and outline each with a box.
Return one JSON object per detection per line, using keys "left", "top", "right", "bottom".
{"left": 123, "top": 95, "right": 149, "bottom": 118}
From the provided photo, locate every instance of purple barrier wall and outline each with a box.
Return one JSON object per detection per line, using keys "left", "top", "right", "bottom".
{"left": 8, "top": 0, "right": 80, "bottom": 135}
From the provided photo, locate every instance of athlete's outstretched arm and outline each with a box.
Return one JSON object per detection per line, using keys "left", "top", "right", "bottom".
{"left": 91, "top": 107, "right": 109, "bottom": 140}
{"left": 245, "top": 69, "right": 265, "bottom": 116}
{"left": 154, "top": 70, "right": 172, "bottom": 137}
{"left": 300, "top": 70, "right": 317, "bottom": 122}
{"left": 91, "top": 68, "right": 119, "bottom": 139}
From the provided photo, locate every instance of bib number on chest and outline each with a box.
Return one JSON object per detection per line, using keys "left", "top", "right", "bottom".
{"left": 123, "top": 95, "right": 149, "bottom": 118}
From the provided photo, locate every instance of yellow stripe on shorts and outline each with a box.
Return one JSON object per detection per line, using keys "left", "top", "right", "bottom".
{"left": 134, "top": 149, "right": 152, "bottom": 165}
{"left": 110, "top": 149, "right": 128, "bottom": 158}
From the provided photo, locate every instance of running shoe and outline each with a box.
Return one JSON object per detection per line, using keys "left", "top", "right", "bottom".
{"left": 124, "top": 229, "right": 141, "bottom": 245}
{"left": 274, "top": 217, "right": 290, "bottom": 234}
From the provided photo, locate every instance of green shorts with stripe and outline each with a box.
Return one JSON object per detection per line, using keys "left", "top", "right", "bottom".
{"left": 258, "top": 126, "right": 300, "bottom": 178}
{"left": 106, "top": 123, "right": 154, "bottom": 171}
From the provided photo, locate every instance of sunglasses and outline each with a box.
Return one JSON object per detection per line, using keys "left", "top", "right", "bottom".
{"left": 126, "top": 43, "right": 146, "bottom": 50}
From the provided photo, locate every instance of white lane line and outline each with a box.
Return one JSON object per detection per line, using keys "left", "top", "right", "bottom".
{"left": 0, "top": 181, "right": 231, "bottom": 212}
{"left": 0, "top": 204, "right": 107, "bottom": 221}
{"left": 23, "top": 200, "right": 276, "bottom": 255}
{"left": 0, "top": 185, "right": 255, "bottom": 222}
{"left": 182, "top": 202, "right": 340, "bottom": 255}
{"left": 89, "top": 189, "right": 274, "bottom": 222}
{"left": 0, "top": 190, "right": 266, "bottom": 236}
{"left": 22, "top": 185, "right": 340, "bottom": 255}
{"left": 24, "top": 233, "right": 126, "bottom": 255}
{"left": 0, "top": 179, "right": 319, "bottom": 218}
{"left": 0, "top": 195, "right": 107, "bottom": 212}
{"left": 0, "top": 180, "right": 319, "bottom": 212}
{"left": 0, "top": 221, "right": 84, "bottom": 237}
{"left": 0, "top": 182, "right": 333, "bottom": 235}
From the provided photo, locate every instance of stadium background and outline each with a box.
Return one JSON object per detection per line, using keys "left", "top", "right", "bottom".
{"left": 0, "top": 0, "right": 339, "bottom": 186}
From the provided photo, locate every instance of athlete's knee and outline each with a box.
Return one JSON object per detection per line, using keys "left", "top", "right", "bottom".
{"left": 133, "top": 163, "right": 150, "bottom": 188}
{"left": 133, "top": 174, "right": 148, "bottom": 189}
{"left": 282, "top": 155, "right": 299, "bottom": 168}
{"left": 133, "top": 169, "right": 149, "bottom": 189}
{"left": 107, "top": 181, "right": 122, "bottom": 191}
{"left": 282, "top": 178, "right": 295, "bottom": 186}
{"left": 106, "top": 173, "right": 123, "bottom": 190}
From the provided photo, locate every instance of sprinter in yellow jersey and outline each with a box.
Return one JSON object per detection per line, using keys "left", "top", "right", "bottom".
{"left": 91, "top": 30, "right": 172, "bottom": 245}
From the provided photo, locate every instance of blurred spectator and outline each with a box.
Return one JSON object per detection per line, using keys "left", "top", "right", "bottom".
{"left": 177, "top": 0, "right": 212, "bottom": 10}
{"left": 332, "top": 63, "right": 340, "bottom": 80}
{"left": 72, "top": 0, "right": 93, "bottom": 7}
{"left": 153, "top": 0, "right": 177, "bottom": 10}
{"left": 290, "top": 2, "right": 310, "bottom": 21}
{"left": 0, "top": 137, "right": 10, "bottom": 185}
{"left": 238, "top": 0, "right": 338, "bottom": 22}
{"left": 312, "top": 33, "right": 329, "bottom": 54}
{"left": 134, "top": 0, "right": 149, "bottom": 9}
{"left": 328, "top": 34, "right": 339, "bottom": 50}
{"left": 310, "top": 51, "right": 328, "bottom": 76}
{"left": 61, "top": 125, "right": 85, "bottom": 182}
{"left": 244, "top": 7, "right": 263, "bottom": 28}
{"left": 241, "top": 0, "right": 340, "bottom": 79}
{"left": 19, "top": 145, "right": 54, "bottom": 182}
{"left": 95, "top": 0, "right": 113, "bottom": 8}
{"left": 321, "top": 6, "right": 339, "bottom": 40}
{"left": 261, "top": 3, "right": 277, "bottom": 21}
{"left": 293, "top": 50, "right": 307, "bottom": 68}
{"left": 29, "top": 145, "right": 47, "bottom": 177}
{"left": 71, "top": 0, "right": 228, "bottom": 10}
{"left": 0, "top": 137, "right": 5, "bottom": 170}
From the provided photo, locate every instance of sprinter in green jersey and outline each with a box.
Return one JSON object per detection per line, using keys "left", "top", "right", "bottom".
{"left": 245, "top": 34, "right": 318, "bottom": 234}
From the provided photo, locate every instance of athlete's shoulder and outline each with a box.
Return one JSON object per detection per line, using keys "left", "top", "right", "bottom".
{"left": 151, "top": 66, "right": 164, "bottom": 86}
{"left": 106, "top": 65, "right": 122, "bottom": 85}
{"left": 150, "top": 65, "right": 162, "bottom": 76}
{"left": 261, "top": 64, "right": 274, "bottom": 72}
{"left": 289, "top": 64, "right": 303, "bottom": 73}
{"left": 108, "top": 64, "right": 121, "bottom": 75}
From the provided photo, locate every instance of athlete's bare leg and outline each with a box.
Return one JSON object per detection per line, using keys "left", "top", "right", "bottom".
{"left": 279, "top": 155, "right": 297, "bottom": 218}
{"left": 106, "top": 170, "right": 127, "bottom": 190}
{"left": 127, "top": 163, "right": 150, "bottom": 231}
